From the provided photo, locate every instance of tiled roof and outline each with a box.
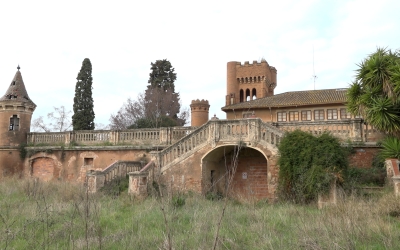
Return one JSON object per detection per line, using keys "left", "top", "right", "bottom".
{"left": 222, "top": 88, "right": 347, "bottom": 110}
{"left": 0, "top": 69, "right": 36, "bottom": 107}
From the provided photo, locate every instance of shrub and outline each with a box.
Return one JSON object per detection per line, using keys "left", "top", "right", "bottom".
{"left": 100, "top": 175, "right": 129, "bottom": 197}
{"left": 172, "top": 195, "right": 186, "bottom": 208}
{"left": 278, "top": 130, "right": 349, "bottom": 203}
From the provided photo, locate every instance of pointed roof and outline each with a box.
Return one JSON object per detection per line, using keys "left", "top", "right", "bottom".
{"left": 0, "top": 66, "right": 36, "bottom": 107}
{"left": 222, "top": 88, "right": 348, "bottom": 111}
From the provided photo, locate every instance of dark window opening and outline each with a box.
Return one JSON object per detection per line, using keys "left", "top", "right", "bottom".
{"left": 84, "top": 158, "right": 94, "bottom": 166}
{"left": 240, "top": 89, "right": 244, "bottom": 102}
{"left": 9, "top": 115, "right": 19, "bottom": 131}
{"left": 246, "top": 89, "right": 250, "bottom": 101}
{"left": 252, "top": 88, "right": 257, "bottom": 100}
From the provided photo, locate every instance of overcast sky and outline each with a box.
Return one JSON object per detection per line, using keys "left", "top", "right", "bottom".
{"left": 1, "top": 0, "right": 399, "bottom": 129}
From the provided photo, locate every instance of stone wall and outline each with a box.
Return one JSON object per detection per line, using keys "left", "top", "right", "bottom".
{"left": 24, "top": 146, "right": 151, "bottom": 182}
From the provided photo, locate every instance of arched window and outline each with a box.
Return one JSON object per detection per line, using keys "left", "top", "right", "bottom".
{"left": 240, "top": 89, "right": 244, "bottom": 102}
{"left": 246, "top": 89, "right": 250, "bottom": 101}
{"left": 252, "top": 88, "right": 257, "bottom": 100}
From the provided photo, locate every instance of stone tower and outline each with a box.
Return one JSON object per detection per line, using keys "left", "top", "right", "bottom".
{"left": 226, "top": 59, "right": 277, "bottom": 106}
{"left": 190, "top": 99, "right": 210, "bottom": 127}
{"left": 0, "top": 66, "right": 36, "bottom": 146}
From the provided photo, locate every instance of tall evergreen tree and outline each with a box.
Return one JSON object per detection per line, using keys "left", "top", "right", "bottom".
{"left": 148, "top": 59, "right": 177, "bottom": 91}
{"left": 72, "top": 58, "right": 95, "bottom": 130}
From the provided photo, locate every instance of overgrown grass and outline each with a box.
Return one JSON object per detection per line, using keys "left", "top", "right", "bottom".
{"left": 0, "top": 177, "right": 400, "bottom": 249}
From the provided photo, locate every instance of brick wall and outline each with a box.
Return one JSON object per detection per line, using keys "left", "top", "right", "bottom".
{"left": 348, "top": 146, "right": 380, "bottom": 169}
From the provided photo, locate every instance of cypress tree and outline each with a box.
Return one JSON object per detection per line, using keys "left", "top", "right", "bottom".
{"left": 72, "top": 58, "right": 95, "bottom": 130}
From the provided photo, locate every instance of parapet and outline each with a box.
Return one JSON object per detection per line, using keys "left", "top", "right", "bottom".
{"left": 236, "top": 59, "right": 270, "bottom": 67}
{"left": 191, "top": 99, "right": 209, "bottom": 105}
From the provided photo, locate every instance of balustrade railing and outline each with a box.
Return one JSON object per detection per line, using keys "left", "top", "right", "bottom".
{"left": 102, "top": 161, "right": 143, "bottom": 184}
{"left": 27, "top": 126, "right": 196, "bottom": 146}
{"left": 157, "top": 119, "right": 285, "bottom": 169}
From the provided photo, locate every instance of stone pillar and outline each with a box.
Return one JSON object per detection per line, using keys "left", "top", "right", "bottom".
{"left": 86, "top": 171, "right": 105, "bottom": 193}
{"left": 351, "top": 119, "right": 363, "bottom": 142}
{"left": 318, "top": 179, "right": 337, "bottom": 209}
{"left": 128, "top": 171, "right": 148, "bottom": 198}
{"left": 392, "top": 177, "right": 400, "bottom": 197}
{"left": 385, "top": 158, "right": 400, "bottom": 185}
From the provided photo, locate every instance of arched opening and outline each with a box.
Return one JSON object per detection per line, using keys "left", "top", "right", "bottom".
{"left": 202, "top": 146, "right": 269, "bottom": 200}
{"left": 246, "top": 89, "right": 250, "bottom": 101}
{"left": 240, "top": 89, "right": 244, "bottom": 102}
{"left": 252, "top": 88, "right": 257, "bottom": 100}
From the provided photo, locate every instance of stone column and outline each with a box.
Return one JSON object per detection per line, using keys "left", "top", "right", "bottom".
{"left": 86, "top": 171, "right": 105, "bottom": 193}
{"left": 393, "top": 177, "right": 400, "bottom": 197}
{"left": 385, "top": 158, "right": 400, "bottom": 185}
{"left": 318, "top": 178, "right": 338, "bottom": 209}
{"left": 128, "top": 171, "right": 148, "bottom": 199}
{"left": 351, "top": 119, "right": 363, "bottom": 142}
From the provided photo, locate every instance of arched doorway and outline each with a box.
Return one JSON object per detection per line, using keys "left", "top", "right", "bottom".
{"left": 202, "top": 145, "right": 269, "bottom": 200}
{"left": 31, "top": 157, "right": 58, "bottom": 181}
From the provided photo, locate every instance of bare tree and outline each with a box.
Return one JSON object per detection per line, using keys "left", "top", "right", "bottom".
{"left": 109, "top": 94, "right": 146, "bottom": 130}
{"left": 32, "top": 106, "right": 72, "bottom": 132}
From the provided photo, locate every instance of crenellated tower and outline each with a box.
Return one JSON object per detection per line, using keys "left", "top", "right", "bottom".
{"left": 0, "top": 66, "right": 36, "bottom": 146}
{"left": 226, "top": 59, "right": 277, "bottom": 106}
{"left": 190, "top": 99, "right": 210, "bottom": 127}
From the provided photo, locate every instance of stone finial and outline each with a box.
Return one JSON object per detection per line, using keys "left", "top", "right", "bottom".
{"left": 17, "top": 65, "right": 20, "bottom": 71}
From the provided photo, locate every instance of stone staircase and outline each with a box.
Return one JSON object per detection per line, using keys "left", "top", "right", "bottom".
{"left": 156, "top": 118, "right": 284, "bottom": 171}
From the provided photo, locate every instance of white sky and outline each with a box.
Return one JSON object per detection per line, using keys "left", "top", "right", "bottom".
{"left": 1, "top": 0, "right": 399, "bottom": 128}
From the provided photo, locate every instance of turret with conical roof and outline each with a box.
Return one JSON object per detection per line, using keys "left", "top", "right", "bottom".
{"left": 0, "top": 66, "right": 36, "bottom": 146}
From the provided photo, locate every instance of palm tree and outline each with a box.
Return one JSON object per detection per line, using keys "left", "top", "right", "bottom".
{"left": 347, "top": 48, "right": 400, "bottom": 135}
{"left": 347, "top": 48, "right": 400, "bottom": 158}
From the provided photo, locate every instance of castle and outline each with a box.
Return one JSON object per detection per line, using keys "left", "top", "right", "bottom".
{"left": 1, "top": 60, "right": 395, "bottom": 200}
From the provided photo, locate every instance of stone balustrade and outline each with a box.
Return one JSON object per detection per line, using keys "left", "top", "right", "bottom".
{"left": 274, "top": 119, "right": 382, "bottom": 142}
{"left": 27, "top": 127, "right": 196, "bottom": 146}
{"left": 157, "top": 119, "right": 284, "bottom": 169}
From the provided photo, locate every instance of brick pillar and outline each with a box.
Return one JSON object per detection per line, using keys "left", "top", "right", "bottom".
{"left": 128, "top": 171, "right": 148, "bottom": 198}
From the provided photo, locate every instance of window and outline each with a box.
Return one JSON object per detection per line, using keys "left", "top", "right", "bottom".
{"left": 327, "top": 109, "right": 338, "bottom": 120}
{"left": 314, "top": 110, "right": 325, "bottom": 120}
{"left": 301, "top": 110, "right": 312, "bottom": 121}
{"left": 289, "top": 111, "right": 299, "bottom": 121}
{"left": 84, "top": 158, "right": 94, "bottom": 166}
{"left": 340, "top": 108, "right": 351, "bottom": 119}
{"left": 9, "top": 115, "right": 19, "bottom": 131}
{"left": 277, "top": 112, "right": 287, "bottom": 122}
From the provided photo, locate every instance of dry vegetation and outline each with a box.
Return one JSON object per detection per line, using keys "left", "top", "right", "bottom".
{"left": 1, "top": 177, "right": 400, "bottom": 250}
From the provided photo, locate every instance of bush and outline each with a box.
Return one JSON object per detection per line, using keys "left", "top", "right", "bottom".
{"left": 100, "top": 175, "right": 129, "bottom": 197}
{"left": 205, "top": 191, "right": 223, "bottom": 201}
{"left": 278, "top": 130, "right": 349, "bottom": 203}
{"left": 172, "top": 195, "right": 185, "bottom": 208}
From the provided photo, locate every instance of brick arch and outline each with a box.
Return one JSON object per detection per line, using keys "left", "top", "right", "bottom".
{"left": 30, "top": 157, "right": 58, "bottom": 181}
{"left": 201, "top": 145, "right": 272, "bottom": 200}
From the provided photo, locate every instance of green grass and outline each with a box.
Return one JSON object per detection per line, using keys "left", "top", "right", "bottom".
{"left": 0, "top": 177, "right": 400, "bottom": 249}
